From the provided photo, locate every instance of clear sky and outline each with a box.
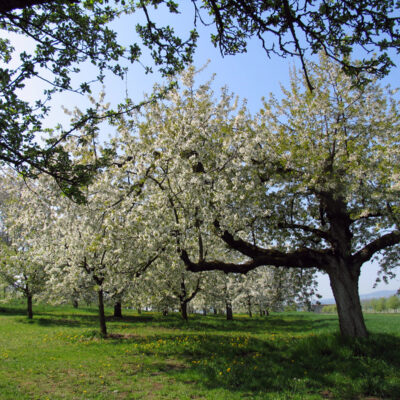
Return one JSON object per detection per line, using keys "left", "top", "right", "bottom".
{"left": 10, "top": 4, "right": 400, "bottom": 299}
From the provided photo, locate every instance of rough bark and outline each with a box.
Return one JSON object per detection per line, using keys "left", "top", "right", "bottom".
{"left": 180, "top": 301, "right": 188, "bottom": 321}
{"left": 114, "top": 301, "right": 122, "bottom": 318}
{"left": 27, "top": 294, "right": 33, "bottom": 319}
{"left": 328, "top": 262, "right": 368, "bottom": 338}
{"left": 226, "top": 300, "right": 233, "bottom": 320}
{"left": 97, "top": 289, "right": 107, "bottom": 337}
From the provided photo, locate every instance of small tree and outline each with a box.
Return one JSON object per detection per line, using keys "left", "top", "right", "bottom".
{"left": 0, "top": 171, "right": 50, "bottom": 318}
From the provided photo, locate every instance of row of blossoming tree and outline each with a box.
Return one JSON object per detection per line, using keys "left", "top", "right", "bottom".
{"left": 1, "top": 55, "right": 399, "bottom": 338}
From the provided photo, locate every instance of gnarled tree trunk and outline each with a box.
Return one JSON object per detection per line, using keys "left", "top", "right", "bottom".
{"left": 328, "top": 262, "right": 368, "bottom": 338}
{"left": 180, "top": 300, "right": 188, "bottom": 321}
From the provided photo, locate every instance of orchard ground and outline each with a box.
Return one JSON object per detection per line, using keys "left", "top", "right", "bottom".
{"left": 1, "top": 303, "right": 400, "bottom": 400}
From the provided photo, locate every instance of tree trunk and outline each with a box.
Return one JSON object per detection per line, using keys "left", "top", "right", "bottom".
{"left": 180, "top": 301, "right": 188, "bottom": 321}
{"left": 114, "top": 301, "right": 122, "bottom": 318}
{"left": 328, "top": 264, "right": 368, "bottom": 338}
{"left": 213, "top": 307, "right": 217, "bottom": 315}
{"left": 72, "top": 299, "right": 78, "bottom": 308}
{"left": 97, "top": 289, "right": 107, "bottom": 337}
{"left": 27, "top": 294, "right": 33, "bottom": 319}
{"left": 203, "top": 308, "right": 207, "bottom": 316}
{"left": 226, "top": 300, "right": 233, "bottom": 320}
{"left": 247, "top": 297, "right": 252, "bottom": 318}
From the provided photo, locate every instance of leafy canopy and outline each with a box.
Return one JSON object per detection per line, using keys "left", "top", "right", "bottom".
{"left": 1, "top": 0, "right": 400, "bottom": 201}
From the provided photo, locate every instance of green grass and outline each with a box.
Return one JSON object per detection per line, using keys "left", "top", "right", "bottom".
{"left": 1, "top": 303, "right": 399, "bottom": 399}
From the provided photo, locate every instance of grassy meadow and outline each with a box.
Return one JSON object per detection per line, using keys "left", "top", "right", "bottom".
{"left": 1, "top": 303, "right": 400, "bottom": 400}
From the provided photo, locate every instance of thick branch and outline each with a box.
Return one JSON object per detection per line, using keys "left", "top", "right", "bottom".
{"left": 0, "top": 0, "right": 76, "bottom": 13}
{"left": 181, "top": 246, "right": 327, "bottom": 274}
{"left": 352, "top": 230, "right": 400, "bottom": 267}
{"left": 213, "top": 220, "right": 271, "bottom": 259}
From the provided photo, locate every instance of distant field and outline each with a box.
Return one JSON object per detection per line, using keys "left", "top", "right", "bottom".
{"left": 1, "top": 303, "right": 399, "bottom": 399}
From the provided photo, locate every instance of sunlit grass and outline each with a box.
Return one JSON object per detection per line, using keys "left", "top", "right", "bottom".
{"left": 0, "top": 303, "right": 399, "bottom": 399}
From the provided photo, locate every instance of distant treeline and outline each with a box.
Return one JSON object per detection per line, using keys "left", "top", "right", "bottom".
{"left": 323, "top": 295, "right": 400, "bottom": 313}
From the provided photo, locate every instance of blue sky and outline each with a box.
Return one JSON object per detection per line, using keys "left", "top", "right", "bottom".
{"left": 9, "top": 4, "right": 400, "bottom": 299}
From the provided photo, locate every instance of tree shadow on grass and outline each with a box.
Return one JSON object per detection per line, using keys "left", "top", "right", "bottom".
{"left": 131, "top": 331, "right": 400, "bottom": 399}
{"left": 14, "top": 314, "right": 99, "bottom": 329}
{"left": 0, "top": 305, "right": 28, "bottom": 316}
{"left": 15, "top": 311, "right": 165, "bottom": 329}
{"left": 122, "top": 313, "right": 340, "bottom": 335}
{"left": 97, "top": 313, "right": 399, "bottom": 399}
{"left": 108, "top": 314, "right": 155, "bottom": 324}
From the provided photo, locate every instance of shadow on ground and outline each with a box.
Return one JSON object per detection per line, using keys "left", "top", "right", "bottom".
{"left": 2, "top": 304, "right": 399, "bottom": 399}
{"left": 128, "top": 331, "right": 400, "bottom": 399}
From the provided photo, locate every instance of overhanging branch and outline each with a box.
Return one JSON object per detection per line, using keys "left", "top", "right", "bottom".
{"left": 181, "top": 245, "right": 328, "bottom": 274}
{"left": 0, "top": 0, "right": 77, "bottom": 13}
{"left": 352, "top": 230, "right": 400, "bottom": 266}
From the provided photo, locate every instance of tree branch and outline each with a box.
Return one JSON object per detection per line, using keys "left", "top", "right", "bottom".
{"left": 282, "top": 0, "right": 314, "bottom": 91}
{"left": 352, "top": 230, "right": 400, "bottom": 267}
{"left": 0, "top": 0, "right": 77, "bottom": 13}
{"left": 186, "top": 277, "right": 201, "bottom": 302}
{"left": 277, "top": 222, "right": 332, "bottom": 242}
{"left": 213, "top": 220, "right": 270, "bottom": 259}
{"left": 181, "top": 245, "right": 327, "bottom": 274}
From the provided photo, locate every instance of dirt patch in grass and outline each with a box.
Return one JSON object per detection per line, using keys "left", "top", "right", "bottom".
{"left": 151, "top": 382, "right": 164, "bottom": 390}
{"left": 164, "top": 359, "right": 187, "bottom": 371}
{"left": 106, "top": 333, "right": 142, "bottom": 340}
